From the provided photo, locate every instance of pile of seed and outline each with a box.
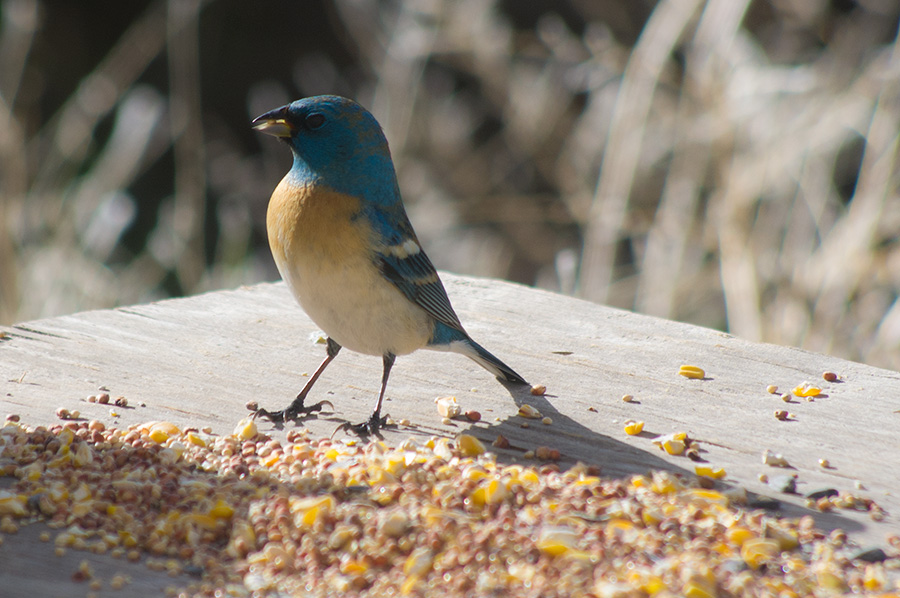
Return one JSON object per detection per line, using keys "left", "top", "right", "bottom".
{"left": 0, "top": 419, "right": 897, "bottom": 597}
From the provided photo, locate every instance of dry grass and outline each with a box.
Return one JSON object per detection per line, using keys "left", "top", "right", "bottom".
{"left": 2, "top": 0, "right": 899, "bottom": 369}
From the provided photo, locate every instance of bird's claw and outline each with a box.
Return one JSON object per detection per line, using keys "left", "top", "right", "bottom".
{"left": 250, "top": 399, "right": 335, "bottom": 424}
{"left": 332, "top": 413, "right": 391, "bottom": 439}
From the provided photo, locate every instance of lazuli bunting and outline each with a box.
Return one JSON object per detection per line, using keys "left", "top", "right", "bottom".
{"left": 251, "top": 95, "right": 527, "bottom": 434}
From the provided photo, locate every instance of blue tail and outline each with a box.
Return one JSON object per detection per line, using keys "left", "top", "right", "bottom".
{"left": 429, "top": 322, "right": 527, "bottom": 384}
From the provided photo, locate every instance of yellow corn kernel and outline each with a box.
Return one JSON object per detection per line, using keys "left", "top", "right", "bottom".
{"left": 662, "top": 438, "right": 685, "bottom": 455}
{"left": 403, "top": 547, "right": 433, "bottom": 578}
{"left": 631, "top": 475, "right": 651, "bottom": 489}
{"left": 682, "top": 580, "right": 715, "bottom": 598}
{"left": 457, "top": 434, "right": 485, "bottom": 457}
{"left": 147, "top": 421, "right": 180, "bottom": 443}
{"left": 726, "top": 526, "right": 755, "bottom": 546}
{"left": 643, "top": 575, "right": 666, "bottom": 595}
{"left": 379, "top": 511, "right": 409, "bottom": 537}
{"left": 72, "top": 482, "right": 92, "bottom": 502}
{"left": 185, "top": 431, "right": 206, "bottom": 447}
{"left": 434, "top": 396, "right": 461, "bottom": 418}
{"left": 0, "top": 492, "right": 27, "bottom": 517}
{"left": 763, "top": 524, "right": 799, "bottom": 550}
{"left": 863, "top": 564, "right": 885, "bottom": 591}
{"left": 20, "top": 462, "right": 43, "bottom": 481}
{"left": 573, "top": 476, "right": 601, "bottom": 487}
{"left": 815, "top": 567, "right": 847, "bottom": 592}
{"left": 652, "top": 433, "right": 687, "bottom": 456}
{"left": 604, "top": 520, "right": 638, "bottom": 545}
{"left": 792, "top": 383, "right": 821, "bottom": 397}
{"left": 695, "top": 465, "right": 726, "bottom": 479}
{"left": 148, "top": 428, "right": 169, "bottom": 444}
{"left": 73, "top": 442, "right": 94, "bottom": 467}
{"left": 537, "top": 526, "right": 578, "bottom": 556}
{"left": 740, "top": 537, "right": 780, "bottom": 569}
{"left": 518, "top": 469, "right": 540, "bottom": 486}
{"left": 233, "top": 418, "right": 258, "bottom": 441}
{"left": 461, "top": 465, "right": 488, "bottom": 483}
{"left": 290, "top": 495, "right": 334, "bottom": 528}
{"left": 651, "top": 471, "right": 681, "bottom": 494}
{"left": 340, "top": 560, "right": 368, "bottom": 575}
{"left": 682, "top": 488, "right": 728, "bottom": 506}
{"left": 517, "top": 404, "right": 543, "bottom": 419}
{"left": 209, "top": 499, "right": 234, "bottom": 519}
{"left": 188, "top": 514, "right": 219, "bottom": 530}
{"left": 679, "top": 365, "right": 705, "bottom": 379}
{"left": 761, "top": 449, "right": 790, "bottom": 467}
{"left": 400, "top": 576, "right": 420, "bottom": 596}
{"left": 483, "top": 478, "right": 509, "bottom": 505}
{"left": 623, "top": 420, "right": 644, "bottom": 435}
{"left": 641, "top": 507, "right": 663, "bottom": 526}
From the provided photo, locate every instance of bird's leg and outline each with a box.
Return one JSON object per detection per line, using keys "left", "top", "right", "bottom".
{"left": 340, "top": 352, "right": 395, "bottom": 437}
{"left": 253, "top": 338, "right": 341, "bottom": 423}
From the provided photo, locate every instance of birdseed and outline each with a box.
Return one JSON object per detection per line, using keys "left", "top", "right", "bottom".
{"left": 0, "top": 418, "right": 896, "bottom": 597}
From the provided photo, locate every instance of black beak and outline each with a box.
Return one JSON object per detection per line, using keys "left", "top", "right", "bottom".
{"left": 252, "top": 106, "right": 294, "bottom": 138}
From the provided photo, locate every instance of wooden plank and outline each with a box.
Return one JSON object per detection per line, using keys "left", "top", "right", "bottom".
{"left": 1, "top": 274, "right": 898, "bottom": 595}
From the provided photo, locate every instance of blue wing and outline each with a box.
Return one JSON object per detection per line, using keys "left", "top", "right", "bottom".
{"left": 367, "top": 205, "right": 528, "bottom": 384}
{"left": 367, "top": 206, "right": 465, "bottom": 333}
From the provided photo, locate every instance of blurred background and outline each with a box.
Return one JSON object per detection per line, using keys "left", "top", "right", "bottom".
{"left": 1, "top": 0, "right": 900, "bottom": 369}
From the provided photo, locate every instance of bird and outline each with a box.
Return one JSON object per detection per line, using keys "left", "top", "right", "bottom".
{"left": 251, "top": 95, "right": 527, "bottom": 434}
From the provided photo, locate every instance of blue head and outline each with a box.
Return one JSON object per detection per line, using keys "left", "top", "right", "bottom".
{"left": 253, "top": 96, "right": 401, "bottom": 206}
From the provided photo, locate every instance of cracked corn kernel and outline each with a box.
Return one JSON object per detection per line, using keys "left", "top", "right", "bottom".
{"left": 185, "top": 431, "right": 206, "bottom": 447}
{"left": 621, "top": 394, "right": 634, "bottom": 402}
{"left": 379, "top": 511, "right": 408, "bottom": 537}
{"left": 740, "top": 538, "right": 781, "bottom": 569}
{"left": 766, "top": 385, "right": 778, "bottom": 394}
{"left": 695, "top": 466, "right": 726, "bottom": 479}
{"left": 662, "top": 438, "right": 685, "bottom": 455}
{"left": 517, "top": 404, "right": 542, "bottom": 419}
{"left": 0, "top": 492, "right": 27, "bottom": 516}
{"left": 623, "top": 420, "right": 644, "bottom": 435}
{"left": 208, "top": 499, "right": 234, "bottom": 519}
{"left": 678, "top": 365, "right": 705, "bottom": 379}
{"left": 530, "top": 384, "right": 546, "bottom": 396}
{"left": 232, "top": 418, "right": 257, "bottom": 441}
{"left": 762, "top": 449, "right": 790, "bottom": 467}
{"left": 403, "top": 546, "right": 433, "bottom": 578}
{"left": 457, "top": 434, "right": 485, "bottom": 457}
{"left": 726, "top": 527, "right": 756, "bottom": 546}
{"left": 792, "top": 383, "right": 821, "bottom": 397}
{"left": 145, "top": 421, "right": 181, "bottom": 444}
{"left": 652, "top": 432, "right": 687, "bottom": 455}
{"left": 434, "top": 396, "right": 461, "bottom": 418}
{"left": 537, "top": 526, "right": 578, "bottom": 556}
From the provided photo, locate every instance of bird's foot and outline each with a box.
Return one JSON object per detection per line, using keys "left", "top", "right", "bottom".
{"left": 332, "top": 412, "right": 391, "bottom": 438}
{"left": 250, "top": 396, "right": 334, "bottom": 424}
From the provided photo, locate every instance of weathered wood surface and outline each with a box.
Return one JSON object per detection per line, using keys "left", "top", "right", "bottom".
{"left": 1, "top": 274, "right": 898, "bottom": 596}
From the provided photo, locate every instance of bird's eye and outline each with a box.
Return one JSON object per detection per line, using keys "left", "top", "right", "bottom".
{"left": 305, "top": 113, "right": 326, "bottom": 130}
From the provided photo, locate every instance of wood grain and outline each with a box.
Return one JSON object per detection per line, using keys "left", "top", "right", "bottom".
{"left": 1, "top": 274, "right": 897, "bottom": 595}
